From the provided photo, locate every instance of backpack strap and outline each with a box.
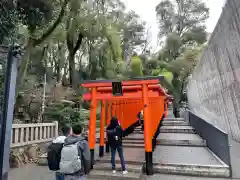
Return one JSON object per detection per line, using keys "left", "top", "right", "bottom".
{"left": 76, "top": 140, "right": 87, "bottom": 173}
{"left": 75, "top": 141, "right": 83, "bottom": 158}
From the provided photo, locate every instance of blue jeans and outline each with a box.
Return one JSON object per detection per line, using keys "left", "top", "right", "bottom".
{"left": 111, "top": 146, "right": 126, "bottom": 171}
{"left": 56, "top": 174, "right": 64, "bottom": 180}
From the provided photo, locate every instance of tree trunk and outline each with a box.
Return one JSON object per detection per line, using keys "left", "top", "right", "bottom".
{"left": 16, "top": 38, "right": 34, "bottom": 96}
{"left": 173, "top": 100, "right": 180, "bottom": 118}
{"left": 56, "top": 62, "right": 61, "bottom": 82}
{"left": 68, "top": 51, "right": 77, "bottom": 88}
{"left": 172, "top": 72, "right": 181, "bottom": 118}
{"left": 56, "top": 43, "right": 64, "bottom": 82}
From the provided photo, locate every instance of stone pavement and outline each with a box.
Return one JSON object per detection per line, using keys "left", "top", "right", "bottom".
{"left": 141, "top": 174, "right": 237, "bottom": 180}
{"left": 9, "top": 141, "right": 100, "bottom": 180}
{"left": 9, "top": 164, "right": 238, "bottom": 180}
{"left": 153, "top": 146, "right": 222, "bottom": 165}
{"left": 9, "top": 164, "right": 54, "bottom": 180}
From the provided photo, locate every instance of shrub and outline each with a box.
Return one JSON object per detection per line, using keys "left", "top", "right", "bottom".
{"left": 44, "top": 103, "right": 90, "bottom": 127}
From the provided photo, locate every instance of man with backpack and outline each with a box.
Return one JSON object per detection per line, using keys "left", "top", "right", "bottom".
{"left": 47, "top": 125, "right": 71, "bottom": 180}
{"left": 106, "top": 117, "right": 128, "bottom": 175}
{"left": 59, "top": 123, "right": 91, "bottom": 180}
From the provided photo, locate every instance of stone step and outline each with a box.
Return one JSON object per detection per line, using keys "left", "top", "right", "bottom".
{"left": 158, "top": 139, "right": 206, "bottom": 147}
{"left": 158, "top": 133, "right": 206, "bottom": 147}
{"left": 99, "top": 147, "right": 145, "bottom": 165}
{"left": 132, "top": 129, "right": 196, "bottom": 135}
{"left": 160, "top": 126, "right": 195, "bottom": 134}
{"left": 162, "top": 121, "right": 189, "bottom": 126}
{"left": 132, "top": 121, "right": 189, "bottom": 128}
{"left": 123, "top": 144, "right": 144, "bottom": 148}
{"left": 96, "top": 133, "right": 144, "bottom": 143}
{"left": 123, "top": 141, "right": 206, "bottom": 147}
{"left": 123, "top": 139, "right": 144, "bottom": 144}
{"left": 124, "top": 137, "right": 144, "bottom": 141}
{"left": 88, "top": 169, "right": 141, "bottom": 180}
{"left": 164, "top": 118, "right": 185, "bottom": 121}
{"left": 133, "top": 131, "right": 143, "bottom": 134}
{"left": 146, "top": 173, "right": 230, "bottom": 180}
{"left": 123, "top": 138, "right": 206, "bottom": 147}
{"left": 132, "top": 131, "right": 143, "bottom": 134}
{"left": 153, "top": 163, "right": 230, "bottom": 178}
{"left": 153, "top": 146, "right": 230, "bottom": 178}
{"left": 93, "top": 162, "right": 142, "bottom": 173}
{"left": 91, "top": 151, "right": 143, "bottom": 180}
{"left": 99, "top": 158, "right": 144, "bottom": 166}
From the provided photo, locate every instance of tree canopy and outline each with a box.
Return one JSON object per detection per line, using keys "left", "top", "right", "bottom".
{"left": 0, "top": 0, "right": 210, "bottom": 122}
{"left": 154, "top": 0, "right": 209, "bottom": 116}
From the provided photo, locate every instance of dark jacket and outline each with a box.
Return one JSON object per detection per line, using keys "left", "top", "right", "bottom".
{"left": 106, "top": 117, "right": 124, "bottom": 148}
{"left": 64, "top": 135, "right": 91, "bottom": 178}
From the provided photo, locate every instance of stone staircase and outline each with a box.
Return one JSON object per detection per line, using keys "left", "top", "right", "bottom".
{"left": 88, "top": 162, "right": 143, "bottom": 180}
{"left": 87, "top": 132, "right": 145, "bottom": 179}
{"left": 152, "top": 116, "right": 230, "bottom": 178}
{"left": 88, "top": 115, "right": 230, "bottom": 179}
{"left": 86, "top": 115, "right": 231, "bottom": 179}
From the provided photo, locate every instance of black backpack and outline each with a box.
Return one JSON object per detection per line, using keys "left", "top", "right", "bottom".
{"left": 47, "top": 142, "right": 64, "bottom": 171}
{"left": 107, "top": 126, "right": 123, "bottom": 147}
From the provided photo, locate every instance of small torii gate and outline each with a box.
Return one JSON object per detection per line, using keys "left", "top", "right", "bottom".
{"left": 81, "top": 76, "right": 169, "bottom": 175}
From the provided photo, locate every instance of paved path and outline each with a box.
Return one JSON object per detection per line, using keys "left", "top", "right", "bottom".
{"left": 9, "top": 164, "right": 238, "bottom": 180}
{"left": 142, "top": 174, "right": 237, "bottom": 180}
{"left": 9, "top": 164, "right": 54, "bottom": 180}
{"left": 9, "top": 142, "right": 100, "bottom": 180}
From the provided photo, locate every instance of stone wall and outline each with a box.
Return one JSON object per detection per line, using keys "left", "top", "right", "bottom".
{"left": 187, "top": 0, "right": 240, "bottom": 142}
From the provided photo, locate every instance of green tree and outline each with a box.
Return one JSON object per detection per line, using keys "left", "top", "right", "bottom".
{"left": 0, "top": 46, "right": 8, "bottom": 109}
{"left": 16, "top": 0, "right": 70, "bottom": 94}
{"left": 122, "top": 11, "right": 146, "bottom": 59}
{"left": 129, "top": 56, "right": 143, "bottom": 77}
{"left": 155, "top": 0, "right": 209, "bottom": 117}
{"left": 156, "top": 0, "right": 209, "bottom": 38}
{"left": 0, "top": 0, "right": 17, "bottom": 44}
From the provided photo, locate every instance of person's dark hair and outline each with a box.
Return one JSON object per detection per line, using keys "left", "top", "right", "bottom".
{"left": 72, "top": 123, "right": 83, "bottom": 135}
{"left": 61, "top": 124, "right": 71, "bottom": 136}
{"left": 109, "top": 116, "right": 119, "bottom": 129}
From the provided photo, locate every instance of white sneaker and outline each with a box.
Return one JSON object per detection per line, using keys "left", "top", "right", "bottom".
{"left": 112, "top": 170, "right": 116, "bottom": 174}
{"left": 123, "top": 170, "right": 128, "bottom": 175}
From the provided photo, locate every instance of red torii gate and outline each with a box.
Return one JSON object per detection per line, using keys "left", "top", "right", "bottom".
{"left": 81, "top": 76, "right": 168, "bottom": 175}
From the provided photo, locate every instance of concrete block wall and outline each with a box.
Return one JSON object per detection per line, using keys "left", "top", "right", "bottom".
{"left": 187, "top": 0, "right": 240, "bottom": 142}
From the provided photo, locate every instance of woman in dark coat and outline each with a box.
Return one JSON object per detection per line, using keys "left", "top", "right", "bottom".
{"left": 106, "top": 117, "right": 128, "bottom": 175}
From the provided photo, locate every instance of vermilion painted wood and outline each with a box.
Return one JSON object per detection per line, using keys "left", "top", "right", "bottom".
{"left": 81, "top": 77, "right": 168, "bottom": 155}
{"left": 83, "top": 90, "right": 161, "bottom": 100}
{"left": 89, "top": 88, "right": 97, "bottom": 150}
{"left": 96, "top": 84, "right": 161, "bottom": 91}
{"left": 100, "top": 101, "right": 106, "bottom": 147}
{"left": 81, "top": 79, "right": 160, "bottom": 88}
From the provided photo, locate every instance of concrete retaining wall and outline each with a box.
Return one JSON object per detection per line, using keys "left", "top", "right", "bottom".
{"left": 188, "top": 111, "right": 231, "bottom": 167}
{"left": 187, "top": 0, "right": 240, "bottom": 142}
{"left": 187, "top": 0, "right": 240, "bottom": 178}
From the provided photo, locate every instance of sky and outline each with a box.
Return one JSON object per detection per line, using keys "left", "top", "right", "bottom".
{"left": 121, "top": 0, "right": 226, "bottom": 52}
